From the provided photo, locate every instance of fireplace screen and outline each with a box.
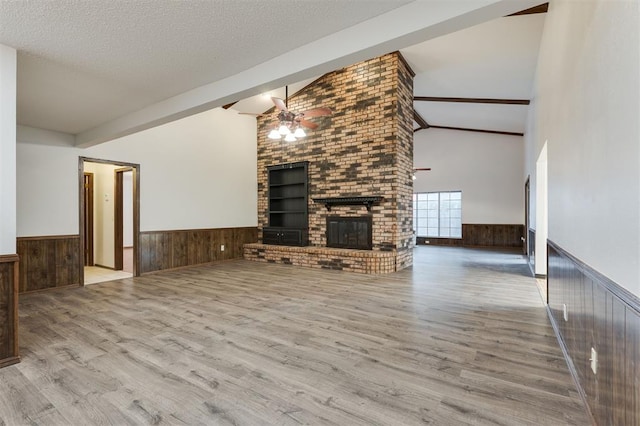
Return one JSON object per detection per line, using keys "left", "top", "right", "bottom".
{"left": 326, "top": 216, "right": 372, "bottom": 250}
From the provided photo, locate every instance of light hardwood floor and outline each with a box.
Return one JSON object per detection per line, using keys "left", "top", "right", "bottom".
{"left": 0, "top": 246, "right": 588, "bottom": 425}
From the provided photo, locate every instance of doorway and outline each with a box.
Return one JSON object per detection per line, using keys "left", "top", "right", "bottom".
{"left": 79, "top": 157, "right": 140, "bottom": 285}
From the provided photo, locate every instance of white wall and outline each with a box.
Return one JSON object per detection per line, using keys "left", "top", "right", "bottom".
{"left": 0, "top": 44, "right": 16, "bottom": 254}
{"left": 16, "top": 143, "right": 79, "bottom": 236}
{"left": 524, "top": 0, "right": 640, "bottom": 294}
{"left": 17, "top": 108, "right": 258, "bottom": 237}
{"left": 84, "top": 162, "right": 119, "bottom": 268}
{"left": 413, "top": 128, "right": 524, "bottom": 224}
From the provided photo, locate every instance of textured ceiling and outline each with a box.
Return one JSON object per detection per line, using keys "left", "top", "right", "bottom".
{"left": 1, "top": 0, "right": 412, "bottom": 133}
{"left": 2, "top": 0, "right": 546, "bottom": 140}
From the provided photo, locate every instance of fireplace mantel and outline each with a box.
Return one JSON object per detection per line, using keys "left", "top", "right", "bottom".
{"left": 313, "top": 196, "right": 383, "bottom": 212}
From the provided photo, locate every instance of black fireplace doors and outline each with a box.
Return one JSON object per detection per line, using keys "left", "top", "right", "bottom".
{"left": 326, "top": 216, "right": 372, "bottom": 250}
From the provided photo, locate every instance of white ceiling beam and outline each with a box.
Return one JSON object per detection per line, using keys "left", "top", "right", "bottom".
{"left": 75, "top": 0, "right": 543, "bottom": 148}
{"left": 17, "top": 125, "right": 75, "bottom": 147}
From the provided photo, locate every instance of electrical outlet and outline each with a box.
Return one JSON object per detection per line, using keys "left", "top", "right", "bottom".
{"left": 563, "top": 304, "right": 568, "bottom": 322}
{"left": 590, "top": 347, "right": 598, "bottom": 374}
{"left": 220, "top": 244, "right": 225, "bottom": 252}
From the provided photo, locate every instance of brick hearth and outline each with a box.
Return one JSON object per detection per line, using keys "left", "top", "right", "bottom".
{"left": 243, "top": 243, "right": 396, "bottom": 274}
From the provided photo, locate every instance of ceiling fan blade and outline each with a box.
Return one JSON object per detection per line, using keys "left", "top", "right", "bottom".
{"left": 413, "top": 168, "right": 432, "bottom": 171}
{"left": 299, "top": 119, "right": 318, "bottom": 130}
{"left": 238, "top": 112, "right": 263, "bottom": 117}
{"left": 302, "top": 107, "right": 332, "bottom": 117}
{"left": 271, "top": 97, "right": 288, "bottom": 112}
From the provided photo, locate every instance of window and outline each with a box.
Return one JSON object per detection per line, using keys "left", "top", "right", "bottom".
{"left": 413, "top": 191, "right": 462, "bottom": 238}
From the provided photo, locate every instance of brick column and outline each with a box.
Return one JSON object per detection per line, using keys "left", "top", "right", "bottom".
{"left": 255, "top": 52, "right": 414, "bottom": 272}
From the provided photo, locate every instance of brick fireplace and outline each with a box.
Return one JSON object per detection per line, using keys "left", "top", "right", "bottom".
{"left": 244, "top": 52, "right": 414, "bottom": 273}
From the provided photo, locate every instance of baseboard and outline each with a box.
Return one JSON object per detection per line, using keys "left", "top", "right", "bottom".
{"left": 0, "top": 356, "right": 21, "bottom": 368}
{"left": 527, "top": 261, "right": 535, "bottom": 277}
{"left": 546, "top": 305, "right": 596, "bottom": 425}
{"left": 21, "top": 283, "right": 80, "bottom": 295}
{"left": 526, "top": 257, "right": 546, "bottom": 279}
{"left": 139, "top": 257, "right": 241, "bottom": 276}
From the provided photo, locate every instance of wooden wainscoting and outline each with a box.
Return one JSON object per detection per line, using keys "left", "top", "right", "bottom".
{"left": 17, "top": 235, "right": 80, "bottom": 293}
{"left": 0, "top": 254, "right": 19, "bottom": 368}
{"left": 548, "top": 241, "right": 639, "bottom": 425}
{"left": 416, "top": 224, "right": 523, "bottom": 249}
{"left": 140, "top": 227, "right": 258, "bottom": 274}
{"left": 462, "top": 224, "right": 523, "bottom": 248}
{"left": 416, "top": 237, "right": 463, "bottom": 247}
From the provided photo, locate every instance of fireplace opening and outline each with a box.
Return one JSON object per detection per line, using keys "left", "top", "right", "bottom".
{"left": 326, "top": 216, "right": 372, "bottom": 250}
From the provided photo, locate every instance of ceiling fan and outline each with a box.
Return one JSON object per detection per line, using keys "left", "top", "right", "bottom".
{"left": 413, "top": 167, "right": 431, "bottom": 180}
{"left": 241, "top": 86, "right": 332, "bottom": 142}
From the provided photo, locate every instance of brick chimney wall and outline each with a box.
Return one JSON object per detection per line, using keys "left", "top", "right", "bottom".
{"left": 256, "top": 52, "right": 414, "bottom": 271}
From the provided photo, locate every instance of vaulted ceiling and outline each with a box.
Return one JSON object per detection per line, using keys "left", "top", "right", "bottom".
{"left": 0, "top": 0, "right": 547, "bottom": 146}
{"left": 406, "top": 6, "right": 546, "bottom": 136}
{"left": 231, "top": 6, "right": 547, "bottom": 138}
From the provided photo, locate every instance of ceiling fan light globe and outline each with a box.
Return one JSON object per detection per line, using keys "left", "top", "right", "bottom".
{"left": 284, "top": 133, "right": 297, "bottom": 142}
{"left": 268, "top": 129, "right": 281, "bottom": 139}
{"left": 278, "top": 124, "right": 290, "bottom": 135}
{"left": 293, "top": 127, "right": 306, "bottom": 138}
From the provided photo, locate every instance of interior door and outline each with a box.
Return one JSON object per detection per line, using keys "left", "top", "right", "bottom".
{"left": 83, "top": 172, "right": 94, "bottom": 266}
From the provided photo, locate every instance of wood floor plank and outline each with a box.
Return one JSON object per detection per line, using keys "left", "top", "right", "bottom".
{"left": 0, "top": 246, "right": 589, "bottom": 425}
{"left": 0, "top": 367, "right": 68, "bottom": 425}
